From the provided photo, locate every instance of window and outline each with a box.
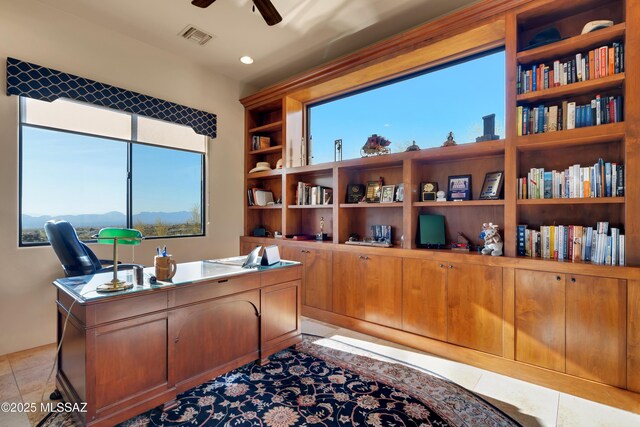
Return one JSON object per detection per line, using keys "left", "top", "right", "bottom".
{"left": 20, "top": 98, "right": 206, "bottom": 245}
{"left": 307, "top": 49, "right": 505, "bottom": 165}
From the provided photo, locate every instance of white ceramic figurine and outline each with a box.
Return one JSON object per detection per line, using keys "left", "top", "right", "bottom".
{"left": 480, "top": 222, "right": 503, "bottom": 256}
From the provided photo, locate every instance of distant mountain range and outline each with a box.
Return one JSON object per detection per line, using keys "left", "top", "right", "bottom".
{"left": 22, "top": 211, "right": 195, "bottom": 229}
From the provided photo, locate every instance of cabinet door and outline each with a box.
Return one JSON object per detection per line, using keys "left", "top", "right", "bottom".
{"left": 261, "top": 280, "right": 301, "bottom": 347}
{"left": 332, "top": 252, "right": 366, "bottom": 320}
{"left": 448, "top": 263, "right": 503, "bottom": 356}
{"left": 363, "top": 254, "right": 402, "bottom": 329}
{"left": 93, "top": 313, "right": 169, "bottom": 412}
{"left": 172, "top": 290, "right": 260, "bottom": 385}
{"left": 515, "top": 270, "right": 565, "bottom": 372}
{"left": 566, "top": 275, "right": 626, "bottom": 387}
{"left": 305, "top": 248, "right": 333, "bottom": 311}
{"left": 402, "top": 258, "right": 447, "bottom": 341}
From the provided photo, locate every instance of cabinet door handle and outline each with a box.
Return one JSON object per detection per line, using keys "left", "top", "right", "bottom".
{"left": 449, "top": 265, "right": 454, "bottom": 269}
{"left": 174, "top": 337, "right": 179, "bottom": 343}
{"left": 359, "top": 255, "right": 369, "bottom": 260}
{"left": 218, "top": 279, "right": 228, "bottom": 283}
{"left": 556, "top": 276, "right": 561, "bottom": 281}
{"left": 439, "top": 264, "right": 444, "bottom": 268}
{"left": 571, "top": 277, "right": 576, "bottom": 283}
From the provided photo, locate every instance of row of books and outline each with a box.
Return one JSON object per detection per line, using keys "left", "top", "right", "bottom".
{"left": 516, "top": 95, "right": 623, "bottom": 136}
{"left": 517, "top": 160, "right": 624, "bottom": 200}
{"left": 517, "top": 42, "right": 624, "bottom": 94}
{"left": 296, "top": 182, "right": 333, "bottom": 206}
{"left": 517, "top": 222, "right": 624, "bottom": 266}
{"left": 251, "top": 135, "right": 271, "bottom": 151}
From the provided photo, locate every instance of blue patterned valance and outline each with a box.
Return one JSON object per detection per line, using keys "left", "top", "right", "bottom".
{"left": 6, "top": 57, "right": 216, "bottom": 138}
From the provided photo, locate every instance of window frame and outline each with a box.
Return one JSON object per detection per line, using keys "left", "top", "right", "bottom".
{"left": 305, "top": 47, "right": 506, "bottom": 165}
{"left": 18, "top": 97, "right": 206, "bottom": 247}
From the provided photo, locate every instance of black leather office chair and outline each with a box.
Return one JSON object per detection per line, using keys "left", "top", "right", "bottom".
{"left": 44, "top": 219, "right": 141, "bottom": 277}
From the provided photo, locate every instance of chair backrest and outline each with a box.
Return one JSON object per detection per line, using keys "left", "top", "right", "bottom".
{"left": 44, "top": 220, "right": 102, "bottom": 277}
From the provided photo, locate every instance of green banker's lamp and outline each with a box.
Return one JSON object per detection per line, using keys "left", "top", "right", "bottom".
{"left": 95, "top": 228, "right": 143, "bottom": 292}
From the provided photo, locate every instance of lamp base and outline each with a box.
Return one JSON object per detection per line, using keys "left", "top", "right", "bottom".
{"left": 96, "top": 279, "right": 133, "bottom": 293}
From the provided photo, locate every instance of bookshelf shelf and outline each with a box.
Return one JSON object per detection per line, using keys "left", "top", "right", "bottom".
{"left": 516, "top": 73, "right": 625, "bottom": 104}
{"left": 247, "top": 169, "right": 283, "bottom": 179}
{"left": 338, "top": 203, "right": 403, "bottom": 208}
{"left": 248, "top": 121, "right": 283, "bottom": 134}
{"left": 413, "top": 200, "right": 505, "bottom": 207}
{"left": 515, "top": 122, "right": 625, "bottom": 151}
{"left": 517, "top": 197, "right": 624, "bottom": 205}
{"left": 516, "top": 23, "right": 625, "bottom": 64}
{"left": 288, "top": 205, "right": 333, "bottom": 209}
{"left": 247, "top": 205, "right": 283, "bottom": 210}
{"left": 249, "top": 145, "right": 283, "bottom": 155}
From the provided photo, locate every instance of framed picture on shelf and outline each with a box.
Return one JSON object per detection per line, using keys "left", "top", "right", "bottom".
{"left": 420, "top": 182, "right": 438, "bottom": 201}
{"left": 447, "top": 175, "right": 472, "bottom": 201}
{"left": 365, "top": 181, "right": 381, "bottom": 202}
{"left": 479, "top": 171, "right": 504, "bottom": 200}
{"left": 381, "top": 185, "right": 395, "bottom": 203}
{"left": 395, "top": 184, "right": 404, "bottom": 202}
{"left": 346, "top": 184, "right": 365, "bottom": 203}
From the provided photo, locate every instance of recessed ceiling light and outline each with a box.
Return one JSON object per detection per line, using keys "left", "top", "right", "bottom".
{"left": 240, "top": 56, "right": 254, "bottom": 65}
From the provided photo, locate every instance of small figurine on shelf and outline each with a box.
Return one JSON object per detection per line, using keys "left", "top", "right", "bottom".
{"left": 405, "top": 140, "right": 420, "bottom": 152}
{"left": 316, "top": 216, "right": 329, "bottom": 241}
{"left": 479, "top": 222, "right": 503, "bottom": 256}
{"left": 436, "top": 190, "right": 447, "bottom": 202}
{"left": 442, "top": 132, "right": 457, "bottom": 147}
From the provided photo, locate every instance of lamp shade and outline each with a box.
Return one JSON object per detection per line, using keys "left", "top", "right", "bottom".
{"left": 96, "top": 228, "right": 142, "bottom": 245}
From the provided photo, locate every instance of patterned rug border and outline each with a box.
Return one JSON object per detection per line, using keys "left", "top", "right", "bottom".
{"left": 37, "top": 333, "right": 522, "bottom": 427}
{"left": 300, "top": 333, "right": 520, "bottom": 425}
{"left": 298, "top": 334, "right": 521, "bottom": 426}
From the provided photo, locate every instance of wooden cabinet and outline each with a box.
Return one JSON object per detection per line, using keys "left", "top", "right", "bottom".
{"left": 447, "top": 263, "right": 503, "bottom": 356}
{"left": 241, "top": 239, "right": 264, "bottom": 255}
{"left": 515, "top": 269, "right": 627, "bottom": 387}
{"left": 566, "top": 274, "right": 626, "bottom": 387}
{"left": 172, "top": 290, "right": 260, "bottom": 388}
{"left": 93, "top": 313, "right": 169, "bottom": 415}
{"left": 282, "top": 245, "right": 333, "bottom": 311}
{"left": 333, "top": 251, "right": 402, "bottom": 329}
{"left": 261, "top": 280, "right": 301, "bottom": 360}
{"left": 402, "top": 258, "right": 447, "bottom": 341}
{"left": 515, "top": 270, "right": 566, "bottom": 372}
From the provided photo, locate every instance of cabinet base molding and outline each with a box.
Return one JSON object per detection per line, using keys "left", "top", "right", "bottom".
{"left": 302, "top": 305, "right": 640, "bottom": 415}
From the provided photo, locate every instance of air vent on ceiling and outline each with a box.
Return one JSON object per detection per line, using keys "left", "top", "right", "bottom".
{"left": 179, "top": 25, "right": 214, "bottom": 45}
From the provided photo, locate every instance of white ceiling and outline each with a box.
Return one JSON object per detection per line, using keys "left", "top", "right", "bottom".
{"left": 38, "top": 0, "right": 479, "bottom": 90}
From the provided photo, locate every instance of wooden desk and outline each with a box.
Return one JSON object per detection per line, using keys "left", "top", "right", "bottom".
{"left": 53, "top": 260, "right": 302, "bottom": 427}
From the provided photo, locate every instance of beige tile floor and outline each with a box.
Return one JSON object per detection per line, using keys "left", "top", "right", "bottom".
{"left": 1, "top": 319, "right": 639, "bottom": 426}
{"left": 0, "top": 343, "right": 57, "bottom": 427}
{"left": 301, "top": 317, "right": 640, "bottom": 427}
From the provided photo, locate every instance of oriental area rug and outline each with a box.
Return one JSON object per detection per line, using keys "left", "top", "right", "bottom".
{"left": 38, "top": 335, "right": 521, "bottom": 427}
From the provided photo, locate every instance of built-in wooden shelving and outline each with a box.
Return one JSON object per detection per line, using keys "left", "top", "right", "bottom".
{"left": 516, "top": 73, "right": 625, "bottom": 104}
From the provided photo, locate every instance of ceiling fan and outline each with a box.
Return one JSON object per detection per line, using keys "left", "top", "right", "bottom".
{"left": 191, "top": 0, "right": 283, "bottom": 26}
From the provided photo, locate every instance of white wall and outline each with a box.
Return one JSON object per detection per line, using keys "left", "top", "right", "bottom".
{"left": 0, "top": 0, "right": 250, "bottom": 355}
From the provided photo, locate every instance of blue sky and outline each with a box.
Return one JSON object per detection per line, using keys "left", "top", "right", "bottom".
{"left": 21, "top": 127, "right": 202, "bottom": 216}
{"left": 309, "top": 50, "right": 505, "bottom": 165}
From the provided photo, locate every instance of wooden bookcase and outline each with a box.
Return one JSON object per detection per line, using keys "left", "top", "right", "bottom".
{"left": 241, "top": 0, "right": 640, "bottom": 413}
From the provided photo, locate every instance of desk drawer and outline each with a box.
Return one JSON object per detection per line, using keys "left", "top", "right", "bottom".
{"left": 93, "top": 292, "right": 168, "bottom": 326}
{"left": 174, "top": 274, "right": 261, "bottom": 307}
{"left": 261, "top": 266, "right": 302, "bottom": 287}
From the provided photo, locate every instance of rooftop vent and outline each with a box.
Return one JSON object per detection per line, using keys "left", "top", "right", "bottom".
{"left": 179, "top": 25, "right": 214, "bottom": 45}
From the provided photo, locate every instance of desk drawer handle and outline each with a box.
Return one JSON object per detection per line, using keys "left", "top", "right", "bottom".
{"left": 570, "top": 277, "right": 576, "bottom": 283}
{"left": 218, "top": 279, "right": 229, "bottom": 283}
{"left": 556, "top": 276, "right": 561, "bottom": 281}
{"left": 359, "top": 255, "right": 369, "bottom": 260}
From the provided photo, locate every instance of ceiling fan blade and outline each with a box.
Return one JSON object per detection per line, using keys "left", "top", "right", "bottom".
{"left": 252, "top": 0, "right": 282, "bottom": 26}
{"left": 191, "top": 0, "right": 216, "bottom": 8}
